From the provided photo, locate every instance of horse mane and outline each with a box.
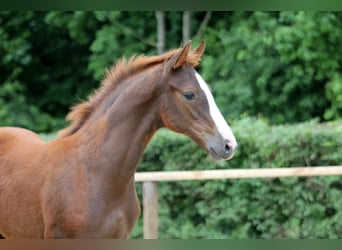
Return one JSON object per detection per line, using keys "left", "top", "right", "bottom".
{"left": 58, "top": 46, "right": 202, "bottom": 137}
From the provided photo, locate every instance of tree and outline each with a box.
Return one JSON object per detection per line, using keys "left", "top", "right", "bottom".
{"left": 201, "top": 11, "right": 342, "bottom": 124}
{"left": 0, "top": 12, "right": 59, "bottom": 131}
{"left": 182, "top": 11, "right": 191, "bottom": 44}
{"left": 155, "top": 11, "right": 165, "bottom": 54}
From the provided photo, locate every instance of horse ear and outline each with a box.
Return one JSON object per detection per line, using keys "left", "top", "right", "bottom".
{"left": 192, "top": 39, "right": 205, "bottom": 58}
{"left": 174, "top": 40, "right": 192, "bottom": 68}
{"left": 164, "top": 40, "right": 192, "bottom": 72}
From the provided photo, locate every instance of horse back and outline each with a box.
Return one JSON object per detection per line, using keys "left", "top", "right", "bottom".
{"left": 0, "top": 127, "right": 48, "bottom": 238}
{"left": 0, "top": 127, "right": 45, "bottom": 171}
{"left": 0, "top": 127, "right": 42, "bottom": 142}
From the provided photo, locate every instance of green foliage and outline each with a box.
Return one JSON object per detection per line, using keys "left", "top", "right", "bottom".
{"left": 0, "top": 12, "right": 60, "bottom": 131}
{"left": 88, "top": 12, "right": 160, "bottom": 80}
{"left": 325, "top": 74, "right": 342, "bottom": 120}
{"left": 0, "top": 81, "right": 59, "bottom": 131}
{"left": 202, "top": 11, "right": 342, "bottom": 124}
{"left": 0, "top": 11, "right": 92, "bottom": 132}
{"left": 1, "top": 11, "right": 342, "bottom": 132}
{"left": 130, "top": 118, "right": 342, "bottom": 238}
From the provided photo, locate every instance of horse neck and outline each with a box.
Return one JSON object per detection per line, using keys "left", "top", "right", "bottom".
{"left": 73, "top": 67, "right": 162, "bottom": 186}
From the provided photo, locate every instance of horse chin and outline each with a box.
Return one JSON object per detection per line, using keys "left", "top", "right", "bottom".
{"left": 208, "top": 147, "right": 223, "bottom": 161}
{"left": 208, "top": 147, "right": 234, "bottom": 161}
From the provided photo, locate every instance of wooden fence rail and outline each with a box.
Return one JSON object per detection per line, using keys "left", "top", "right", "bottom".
{"left": 134, "top": 166, "right": 342, "bottom": 239}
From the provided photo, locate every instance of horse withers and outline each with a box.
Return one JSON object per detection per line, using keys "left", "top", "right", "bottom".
{"left": 0, "top": 40, "right": 237, "bottom": 238}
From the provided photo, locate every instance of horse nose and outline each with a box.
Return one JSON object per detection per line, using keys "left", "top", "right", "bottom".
{"left": 224, "top": 141, "right": 236, "bottom": 158}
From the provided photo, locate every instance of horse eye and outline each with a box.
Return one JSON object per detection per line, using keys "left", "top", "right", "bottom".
{"left": 183, "top": 91, "right": 196, "bottom": 101}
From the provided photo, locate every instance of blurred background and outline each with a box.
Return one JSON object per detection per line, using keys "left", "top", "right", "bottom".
{"left": 1, "top": 11, "right": 342, "bottom": 238}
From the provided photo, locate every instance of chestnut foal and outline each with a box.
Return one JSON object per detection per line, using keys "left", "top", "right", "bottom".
{"left": 0, "top": 40, "right": 237, "bottom": 238}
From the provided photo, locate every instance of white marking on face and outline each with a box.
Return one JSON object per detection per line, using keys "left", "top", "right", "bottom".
{"left": 195, "top": 72, "right": 237, "bottom": 149}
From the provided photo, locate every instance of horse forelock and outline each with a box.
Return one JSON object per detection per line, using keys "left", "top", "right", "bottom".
{"left": 58, "top": 46, "right": 202, "bottom": 137}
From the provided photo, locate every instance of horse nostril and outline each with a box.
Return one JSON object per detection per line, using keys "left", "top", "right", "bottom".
{"left": 225, "top": 142, "right": 232, "bottom": 156}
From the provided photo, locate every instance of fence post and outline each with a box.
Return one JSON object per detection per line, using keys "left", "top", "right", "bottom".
{"left": 142, "top": 181, "right": 159, "bottom": 239}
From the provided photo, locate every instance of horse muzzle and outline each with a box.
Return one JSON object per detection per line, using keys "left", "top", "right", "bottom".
{"left": 205, "top": 134, "right": 237, "bottom": 161}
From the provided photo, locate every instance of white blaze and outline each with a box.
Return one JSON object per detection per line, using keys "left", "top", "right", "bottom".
{"left": 195, "top": 72, "right": 237, "bottom": 149}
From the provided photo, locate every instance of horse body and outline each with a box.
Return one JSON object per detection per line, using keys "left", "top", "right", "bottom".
{"left": 0, "top": 71, "right": 159, "bottom": 238}
{"left": 0, "top": 40, "right": 237, "bottom": 238}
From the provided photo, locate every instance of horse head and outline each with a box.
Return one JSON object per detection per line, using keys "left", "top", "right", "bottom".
{"left": 158, "top": 40, "right": 237, "bottom": 160}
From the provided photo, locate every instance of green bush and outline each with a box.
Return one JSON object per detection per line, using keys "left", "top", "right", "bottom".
{"left": 0, "top": 81, "right": 62, "bottom": 132}
{"left": 325, "top": 73, "right": 342, "bottom": 120}
{"left": 202, "top": 12, "right": 342, "bottom": 124}
{"left": 130, "top": 118, "right": 342, "bottom": 238}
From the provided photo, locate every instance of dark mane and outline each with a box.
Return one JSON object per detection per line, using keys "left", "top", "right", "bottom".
{"left": 58, "top": 46, "right": 202, "bottom": 137}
